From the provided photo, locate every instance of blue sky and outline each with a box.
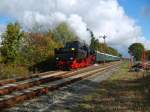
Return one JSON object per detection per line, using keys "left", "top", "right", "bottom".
{"left": 118, "top": 0, "right": 150, "bottom": 39}
{"left": 0, "top": 16, "right": 13, "bottom": 25}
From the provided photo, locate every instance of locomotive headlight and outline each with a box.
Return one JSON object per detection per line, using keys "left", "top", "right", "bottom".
{"left": 56, "top": 57, "right": 59, "bottom": 60}
{"left": 70, "top": 57, "right": 73, "bottom": 60}
{"left": 71, "top": 48, "right": 75, "bottom": 51}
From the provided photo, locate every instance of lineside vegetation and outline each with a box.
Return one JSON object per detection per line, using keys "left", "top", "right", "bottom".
{"left": 0, "top": 22, "right": 121, "bottom": 79}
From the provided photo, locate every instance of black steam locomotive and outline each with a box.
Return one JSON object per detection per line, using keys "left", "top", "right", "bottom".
{"left": 54, "top": 41, "right": 96, "bottom": 69}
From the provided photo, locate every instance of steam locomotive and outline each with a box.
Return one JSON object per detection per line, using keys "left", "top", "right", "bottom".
{"left": 54, "top": 41, "right": 120, "bottom": 69}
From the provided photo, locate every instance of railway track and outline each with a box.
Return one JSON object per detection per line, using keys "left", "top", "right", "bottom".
{"left": 0, "top": 61, "right": 121, "bottom": 110}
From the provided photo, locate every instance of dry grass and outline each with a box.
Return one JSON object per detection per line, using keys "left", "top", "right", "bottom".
{"left": 76, "top": 62, "right": 150, "bottom": 112}
{"left": 0, "top": 64, "right": 29, "bottom": 80}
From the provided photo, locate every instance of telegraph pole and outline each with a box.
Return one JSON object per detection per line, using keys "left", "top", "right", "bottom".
{"left": 103, "top": 35, "right": 106, "bottom": 46}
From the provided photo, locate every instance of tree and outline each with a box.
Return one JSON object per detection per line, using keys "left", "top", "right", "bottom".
{"left": 97, "top": 43, "right": 107, "bottom": 53}
{"left": 146, "top": 50, "right": 150, "bottom": 61}
{"left": 21, "top": 32, "right": 62, "bottom": 65}
{"left": 52, "top": 22, "right": 77, "bottom": 45}
{"left": 128, "top": 43, "right": 144, "bottom": 61}
{"left": 107, "top": 47, "right": 120, "bottom": 56}
{"left": 90, "top": 37, "right": 99, "bottom": 50}
{"left": 118, "top": 53, "right": 122, "bottom": 58}
{"left": 88, "top": 28, "right": 99, "bottom": 50}
{"left": 0, "top": 22, "right": 25, "bottom": 63}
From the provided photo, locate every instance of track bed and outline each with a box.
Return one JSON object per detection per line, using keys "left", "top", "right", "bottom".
{"left": 0, "top": 61, "right": 122, "bottom": 110}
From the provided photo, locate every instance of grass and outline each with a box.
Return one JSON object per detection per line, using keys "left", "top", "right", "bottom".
{"left": 75, "top": 61, "right": 150, "bottom": 112}
{"left": 0, "top": 64, "right": 29, "bottom": 80}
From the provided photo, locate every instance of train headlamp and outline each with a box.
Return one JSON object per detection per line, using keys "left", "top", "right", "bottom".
{"left": 71, "top": 48, "right": 75, "bottom": 51}
{"left": 70, "top": 57, "right": 73, "bottom": 60}
{"left": 56, "top": 57, "right": 59, "bottom": 60}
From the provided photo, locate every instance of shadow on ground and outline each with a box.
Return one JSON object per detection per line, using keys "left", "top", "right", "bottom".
{"left": 48, "top": 72, "right": 150, "bottom": 112}
{"left": 73, "top": 73, "right": 150, "bottom": 112}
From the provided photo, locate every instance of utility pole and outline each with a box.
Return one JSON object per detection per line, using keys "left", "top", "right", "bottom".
{"left": 103, "top": 35, "right": 106, "bottom": 45}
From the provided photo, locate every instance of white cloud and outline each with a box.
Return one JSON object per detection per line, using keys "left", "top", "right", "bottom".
{"left": 67, "top": 14, "right": 90, "bottom": 42}
{"left": 0, "top": 0, "right": 149, "bottom": 56}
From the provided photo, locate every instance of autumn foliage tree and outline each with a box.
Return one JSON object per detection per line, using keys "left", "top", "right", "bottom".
{"left": 22, "top": 32, "right": 62, "bottom": 65}
{"left": 0, "top": 22, "right": 28, "bottom": 78}
{"left": 0, "top": 22, "right": 25, "bottom": 63}
{"left": 128, "top": 43, "right": 144, "bottom": 61}
{"left": 52, "top": 22, "right": 77, "bottom": 44}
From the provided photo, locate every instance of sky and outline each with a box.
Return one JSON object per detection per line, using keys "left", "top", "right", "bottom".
{"left": 0, "top": 0, "right": 150, "bottom": 57}
{"left": 118, "top": 0, "right": 150, "bottom": 40}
